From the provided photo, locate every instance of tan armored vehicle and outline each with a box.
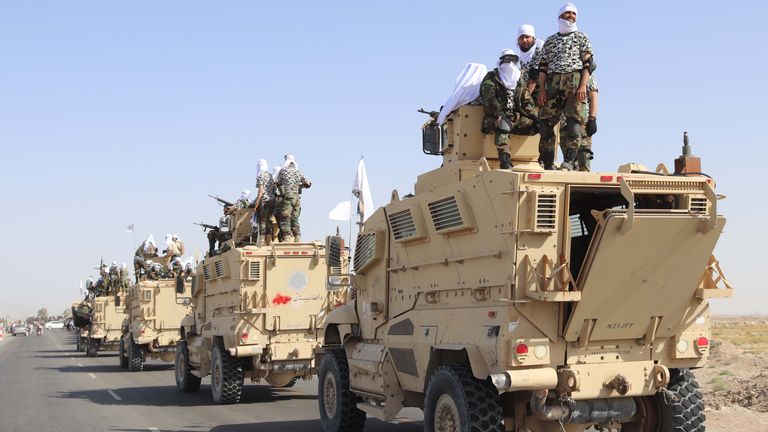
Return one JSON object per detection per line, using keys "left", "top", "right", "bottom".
{"left": 72, "top": 300, "right": 92, "bottom": 352}
{"left": 86, "top": 294, "right": 127, "bottom": 357}
{"left": 120, "top": 273, "right": 192, "bottom": 371}
{"left": 317, "top": 105, "right": 733, "bottom": 432}
{"left": 175, "top": 205, "right": 350, "bottom": 404}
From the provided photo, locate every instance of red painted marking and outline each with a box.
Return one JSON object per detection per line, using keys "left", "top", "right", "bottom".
{"left": 272, "top": 294, "right": 292, "bottom": 305}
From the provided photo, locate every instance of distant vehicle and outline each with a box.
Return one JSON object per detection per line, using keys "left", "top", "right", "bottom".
{"left": 12, "top": 325, "right": 29, "bottom": 336}
{"left": 45, "top": 321, "right": 65, "bottom": 329}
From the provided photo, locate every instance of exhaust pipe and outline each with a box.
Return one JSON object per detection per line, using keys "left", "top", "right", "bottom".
{"left": 530, "top": 390, "right": 636, "bottom": 424}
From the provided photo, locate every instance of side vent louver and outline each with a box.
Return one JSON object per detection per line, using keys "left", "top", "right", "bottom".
{"left": 533, "top": 192, "right": 558, "bottom": 233}
{"left": 202, "top": 264, "right": 212, "bottom": 281}
{"left": 388, "top": 209, "right": 417, "bottom": 241}
{"left": 354, "top": 232, "right": 381, "bottom": 274}
{"left": 248, "top": 261, "right": 261, "bottom": 280}
{"left": 689, "top": 196, "right": 708, "bottom": 214}
{"left": 214, "top": 260, "right": 224, "bottom": 278}
{"left": 429, "top": 196, "right": 463, "bottom": 232}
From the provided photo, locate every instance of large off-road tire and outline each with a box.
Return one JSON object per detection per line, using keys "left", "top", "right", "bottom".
{"left": 86, "top": 337, "right": 99, "bottom": 358}
{"left": 175, "top": 341, "right": 201, "bottom": 393}
{"left": 318, "top": 349, "right": 366, "bottom": 432}
{"left": 128, "top": 337, "right": 144, "bottom": 372}
{"left": 624, "top": 369, "right": 705, "bottom": 432}
{"left": 210, "top": 344, "right": 243, "bottom": 404}
{"left": 424, "top": 363, "right": 504, "bottom": 432}
{"left": 118, "top": 338, "right": 128, "bottom": 368}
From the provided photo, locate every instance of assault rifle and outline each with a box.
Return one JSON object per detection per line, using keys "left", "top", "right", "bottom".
{"left": 194, "top": 222, "right": 218, "bottom": 231}
{"left": 208, "top": 194, "right": 234, "bottom": 207}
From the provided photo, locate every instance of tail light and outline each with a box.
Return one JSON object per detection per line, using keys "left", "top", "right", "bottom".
{"left": 514, "top": 343, "right": 529, "bottom": 362}
{"left": 694, "top": 336, "right": 709, "bottom": 355}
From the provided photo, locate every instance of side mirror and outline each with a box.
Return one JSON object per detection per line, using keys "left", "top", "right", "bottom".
{"left": 422, "top": 123, "right": 443, "bottom": 155}
{"left": 175, "top": 275, "right": 185, "bottom": 294}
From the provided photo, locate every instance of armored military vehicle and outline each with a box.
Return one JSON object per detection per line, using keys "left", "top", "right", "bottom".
{"left": 86, "top": 293, "right": 127, "bottom": 357}
{"left": 72, "top": 300, "right": 92, "bottom": 352}
{"left": 175, "top": 205, "right": 350, "bottom": 404}
{"left": 120, "top": 272, "right": 193, "bottom": 371}
{"left": 316, "top": 105, "right": 733, "bottom": 432}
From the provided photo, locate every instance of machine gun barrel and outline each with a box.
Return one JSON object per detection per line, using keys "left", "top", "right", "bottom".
{"left": 208, "top": 194, "right": 234, "bottom": 207}
{"left": 194, "top": 222, "right": 218, "bottom": 231}
{"left": 418, "top": 108, "right": 440, "bottom": 119}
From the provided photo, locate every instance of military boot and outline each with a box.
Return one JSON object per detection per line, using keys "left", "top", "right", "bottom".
{"left": 560, "top": 148, "right": 578, "bottom": 171}
{"left": 283, "top": 235, "right": 294, "bottom": 243}
{"left": 539, "top": 148, "right": 556, "bottom": 170}
{"left": 497, "top": 147, "right": 512, "bottom": 169}
{"left": 577, "top": 148, "right": 593, "bottom": 172}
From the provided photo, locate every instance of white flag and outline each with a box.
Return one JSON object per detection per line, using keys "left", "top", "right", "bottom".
{"left": 328, "top": 201, "right": 351, "bottom": 221}
{"left": 352, "top": 158, "right": 374, "bottom": 221}
{"left": 126, "top": 224, "right": 134, "bottom": 233}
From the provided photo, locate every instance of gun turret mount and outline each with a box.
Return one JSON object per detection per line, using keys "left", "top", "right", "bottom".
{"left": 674, "top": 131, "right": 701, "bottom": 174}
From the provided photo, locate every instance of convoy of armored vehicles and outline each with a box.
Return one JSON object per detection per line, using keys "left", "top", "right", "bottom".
{"left": 63, "top": 72, "right": 734, "bottom": 432}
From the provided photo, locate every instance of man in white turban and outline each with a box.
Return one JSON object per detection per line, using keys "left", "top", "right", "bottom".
{"left": 480, "top": 49, "right": 539, "bottom": 169}
{"left": 252, "top": 159, "right": 277, "bottom": 245}
{"left": 536, "top": 2, "right": 594, "bottom": 171}
{"left": 516, "top": 24, "right": 545, "bottom": 89}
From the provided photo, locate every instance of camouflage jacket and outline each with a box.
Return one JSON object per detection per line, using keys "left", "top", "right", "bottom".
{"left": 480, "top": 69, "right": 537, "bottom": 133}
{"left": 539, "top": 31, "right": 592, "bottom": 74}
{"left": 276, "top": 165, "right": 308, "bottom": 195}
{"left": 255, "top": 171, "right": 276, "bottom": 202}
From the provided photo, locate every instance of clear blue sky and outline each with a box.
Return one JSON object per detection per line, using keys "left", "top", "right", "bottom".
{"left": 0, "top": 1, "right": 764, "bottom": 319}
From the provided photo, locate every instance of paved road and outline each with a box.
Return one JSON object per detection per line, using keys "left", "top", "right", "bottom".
{"left": 0, "top": 330, "right": 423, "bottom": 432}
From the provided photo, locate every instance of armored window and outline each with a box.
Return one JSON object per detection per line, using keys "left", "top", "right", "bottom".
{"left": 570, "top": 214, "right": 588, "bottom": 238}
{"left": 95, "top": 303, "right": 103, "bottom": 312}
{"left": 428, "top": 194, "right": 475, "bottom": 235}
{"left": 214, "top": 260, "right": 225, "bottom": 278}
{"left": 248, "top": 261, "right": 261, "bottom": 281}
{"left": 142, "top": 290, "right": 152, "bottom": 302}
{"left": 202, "top": 264, "right": 212, "bottom": 281}
{"left": 354, "top": 232, "right": 383, "bottom": 274}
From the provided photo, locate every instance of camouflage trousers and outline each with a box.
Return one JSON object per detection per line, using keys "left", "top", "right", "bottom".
{"left": 256, "top": 200, "right": 275, "bottom": 236}
{"left": 278, "top": 192, "right": 301, "bottom": 237}
{"left": 539, "top": 71, "right": 587, "bottom": 151}
{"left": 559, "top": 121, "right": 593, "bottom": 171}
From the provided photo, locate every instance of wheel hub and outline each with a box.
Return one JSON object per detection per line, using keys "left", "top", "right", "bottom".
{"left": 323, "top": 373, "right": 338, "bottom": 418}
{"left": 212, "top": 357, "right": 221, "bottom": 392}
{"left": 435, "top": 394, "right": 460, "bottom": 432}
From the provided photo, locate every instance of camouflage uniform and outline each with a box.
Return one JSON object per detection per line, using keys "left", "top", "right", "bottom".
{"left": 276, "top": 165, "right": 309, "bottom": 240}
{"left": 521, "top": 43, "right": 544, "bottom": 103}
{"left": 480, "top": 69, "right": 539, "bottom": 168}
{"left": 559, "top": 75, "right": 598, "bottom": 171}
{"left": 254, "top": 170, "right": 276, "bottom": 238}
{"left": 537, "top": 31, "right": 593, "bottom": 169}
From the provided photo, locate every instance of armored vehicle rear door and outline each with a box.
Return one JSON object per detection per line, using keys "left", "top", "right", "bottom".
{"left": 563, "top": 211, "right": 725, "bottom": 343}
{"left": 265, "top": 252, "right": 327, "bottom": 332}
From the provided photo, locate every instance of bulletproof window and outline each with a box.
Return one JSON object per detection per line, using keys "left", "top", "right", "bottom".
{"left": 142, "top": 289, "right": 152, "bottom": 302}
{"left": 95, "top": 303, "right": 103, "bottom": 312}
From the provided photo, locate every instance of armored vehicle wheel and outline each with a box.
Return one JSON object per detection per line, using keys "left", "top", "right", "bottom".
{"left": 623, "top": 369, "right": 705, "bottom": 432}
{"left": 118, "top": 339, "right": 128, "bottom": 368}
{"left": 175, "top": 341, "right": 201, "bottom": 392}
{"left": 318, "top": 349, "right": 366, "bottom": 432}
{"left": 210, "top": 344, "right": 243, "bottom": 404}
{"left": 86, "top": 338, "right": 99, "bottom": 357}
{"left": 424, "top": 363, "right": 503, "bottom": 432}
{"left": 128, "top": 337, "right": 144, "bottom": 372}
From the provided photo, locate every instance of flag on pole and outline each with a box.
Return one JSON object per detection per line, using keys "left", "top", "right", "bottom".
{"left": 126, "top": 224, "right": 134, "bottom": 233}
{"left": 328, "top": 201, "right": 352, "bottom": 221}
{"left": 352, "top": 158, "right": 374, "bottom": 221}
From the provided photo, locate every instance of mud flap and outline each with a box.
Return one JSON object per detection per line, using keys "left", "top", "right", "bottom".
{"left": 563, "top": 211, "right": 725, "bottom": 343}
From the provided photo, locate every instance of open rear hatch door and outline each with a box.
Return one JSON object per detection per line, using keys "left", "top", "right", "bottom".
{"left": 563, "top": 210, "right": 725, "bottom": 343}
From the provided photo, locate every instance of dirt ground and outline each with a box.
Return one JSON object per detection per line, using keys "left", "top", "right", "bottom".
{"left": 697, "top": 316, "right": 768, "bottom": 431}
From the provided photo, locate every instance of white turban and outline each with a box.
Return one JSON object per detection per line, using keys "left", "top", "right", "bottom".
{"left": 518, "top": 24, "right": 535, "bottom": 38}
{"left": 239, "top": 189, "right": 251, "bottom": 201}
{"left": 165, "top": 234, "right": 173, "bottom": 247}
{"left": 283, "top": 154, "right": 297, "bottom": 169}
{"left": 256, "top": 159, "right": 268, "bottom": 177}
{"left": 144, "top": 234, "right": 156, "bottom": 252}
{"left": 272, "top": 166, "right": 281, "bottom": 178}
{"left": 559, "top": 2, "right": 578, "bottom": 16}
